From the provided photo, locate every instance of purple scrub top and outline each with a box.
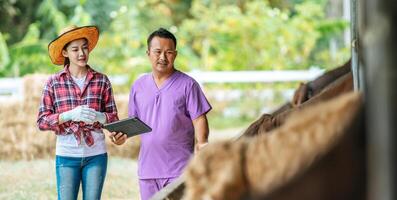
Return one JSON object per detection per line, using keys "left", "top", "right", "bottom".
{"left": 128, "top": 70, "right": 212, "bottom": 179}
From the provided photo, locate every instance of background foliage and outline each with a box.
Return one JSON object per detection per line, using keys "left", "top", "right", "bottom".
{"left": 0, "top": 0, "right": 349, "bottom": 78}
{"left": 0, "top": 0, "right": 350, "bottom": 128}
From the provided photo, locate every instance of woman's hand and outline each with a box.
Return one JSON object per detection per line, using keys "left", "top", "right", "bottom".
{"left": 108, "top": 131, "right": 128, "bottom": 145}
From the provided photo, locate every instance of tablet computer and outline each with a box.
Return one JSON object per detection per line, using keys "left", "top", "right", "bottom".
{"left": 103, "top": 117, "right": 152, "bottom": 138}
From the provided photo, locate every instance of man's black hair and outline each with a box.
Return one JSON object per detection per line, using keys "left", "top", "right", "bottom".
{"left": 147, "top": 28, "right": 177, "bottom": 49}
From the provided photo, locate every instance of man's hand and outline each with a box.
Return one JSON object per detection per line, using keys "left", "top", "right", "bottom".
{"left": 193, "top": 114, "right": 209, "bottom": 153}
{"left": 108, "top": 131, "right": 128, "bottom": 145}
{"left": 195, "top": 142, "right": 208, "bottom": 153}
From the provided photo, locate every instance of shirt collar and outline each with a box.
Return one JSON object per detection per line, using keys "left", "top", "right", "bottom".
{"left": 59, "top": 64, "right": 97, "bottom": 78}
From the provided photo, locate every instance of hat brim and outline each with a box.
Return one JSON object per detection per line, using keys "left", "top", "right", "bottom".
{"left": 48, "top": 26, "right": 99, "bottom": 65}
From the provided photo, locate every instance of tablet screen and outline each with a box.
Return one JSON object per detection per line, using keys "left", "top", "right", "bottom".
{"left": 103, "top": 117, "right": 152, "bottom": 137}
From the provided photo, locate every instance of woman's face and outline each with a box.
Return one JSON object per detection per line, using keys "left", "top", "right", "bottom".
{"left": 62, "top": 38, "right": 89, "bottom": 68}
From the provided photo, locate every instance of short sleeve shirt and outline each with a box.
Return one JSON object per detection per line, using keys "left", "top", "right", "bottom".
{"left": 128, "top": 70, "right": 211, "bottom": 179}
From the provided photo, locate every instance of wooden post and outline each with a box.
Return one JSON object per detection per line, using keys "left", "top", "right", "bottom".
{"left": 350, "top": 0, "right": 361, "bottom": 91}
{"left": 362, "top": 0, "right": 397, "bottom": 199}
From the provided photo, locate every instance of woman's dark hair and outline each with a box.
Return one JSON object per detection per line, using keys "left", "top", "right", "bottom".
{"left": 63, "top": 41, "right": 71, "bottom": 66}
{"left": 147, "top": 28, "right": 177, "bottom": 49}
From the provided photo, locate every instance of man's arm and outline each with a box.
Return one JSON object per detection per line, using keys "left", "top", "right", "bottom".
{"left": 192, "top": 114, "right": 209, "bottom": 152}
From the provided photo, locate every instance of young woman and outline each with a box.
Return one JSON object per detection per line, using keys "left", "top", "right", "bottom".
{"left": 37, "top": 25, "right": 124, "bottom": 199}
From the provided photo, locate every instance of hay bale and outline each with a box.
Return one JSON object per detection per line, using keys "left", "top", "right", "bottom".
{"left": 23, "top": 74, "right": 48, "bottom": 110}
{"left": 0, "top": 100, "right": 56, "bottom": 160}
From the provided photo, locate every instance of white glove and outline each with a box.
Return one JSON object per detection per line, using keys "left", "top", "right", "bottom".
{"left": 60, "top": 105, "right": 96, "bottom": 124}
{"left": 92, "top": 110, "right": 107, "bottom": 124}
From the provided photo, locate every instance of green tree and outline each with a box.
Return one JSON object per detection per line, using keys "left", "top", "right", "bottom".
{"left": 0, "top": 23, "right": 55, "bottom": 77}
{"left": 0, "top": 0, "right": 350, "bottom": 78}
{"left": 0, "top": 0, "right": 43, "bottom": 45}
{"left": 176, "top": 0, "right": 345, "bottom": 71}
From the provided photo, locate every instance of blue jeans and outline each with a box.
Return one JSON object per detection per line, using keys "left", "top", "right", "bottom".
{"left": 55, "top": 153, "right": 108, "bottom": 200}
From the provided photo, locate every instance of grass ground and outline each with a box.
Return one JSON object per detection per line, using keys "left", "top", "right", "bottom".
{"left": 0, "top": 127, "right": 244, "bottom": 200}
{"left": 0, "top": 158, "right": 139, "bottom": 200}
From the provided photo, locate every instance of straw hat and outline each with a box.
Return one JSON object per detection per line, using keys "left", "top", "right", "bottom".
{"left": 48, "top": 25, "right": 99, "bottom": 65}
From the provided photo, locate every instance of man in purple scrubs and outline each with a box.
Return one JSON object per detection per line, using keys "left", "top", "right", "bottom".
{"left": 126, "top": 28, "right": 211, "bottom": 200}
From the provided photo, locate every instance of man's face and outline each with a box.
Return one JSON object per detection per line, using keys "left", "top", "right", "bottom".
{"left": 147, "top": 36, "right": 177, "bottom": 75}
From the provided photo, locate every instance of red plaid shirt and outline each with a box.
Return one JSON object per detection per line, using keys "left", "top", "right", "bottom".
{"left": 37, "top": 65, "right": 119, "bottom": 146}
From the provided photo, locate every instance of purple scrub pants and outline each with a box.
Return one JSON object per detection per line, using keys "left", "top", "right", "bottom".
{"left": 139, "top": 177, "right": 177, "bottom": 200}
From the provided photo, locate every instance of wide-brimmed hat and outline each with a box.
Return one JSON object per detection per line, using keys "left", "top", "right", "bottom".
{"left": 48, "top": 25, "right": 99, "bottom": 65}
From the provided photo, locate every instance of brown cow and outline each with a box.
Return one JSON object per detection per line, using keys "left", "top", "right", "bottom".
{"left": 292, "top": 59, "right": 351, "bottom": 106}
{"left": 183, "top": 92, "right": 363, "bottom": 200}
{"left": 242, "top": 62, "right": 353, "bottom": 138}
